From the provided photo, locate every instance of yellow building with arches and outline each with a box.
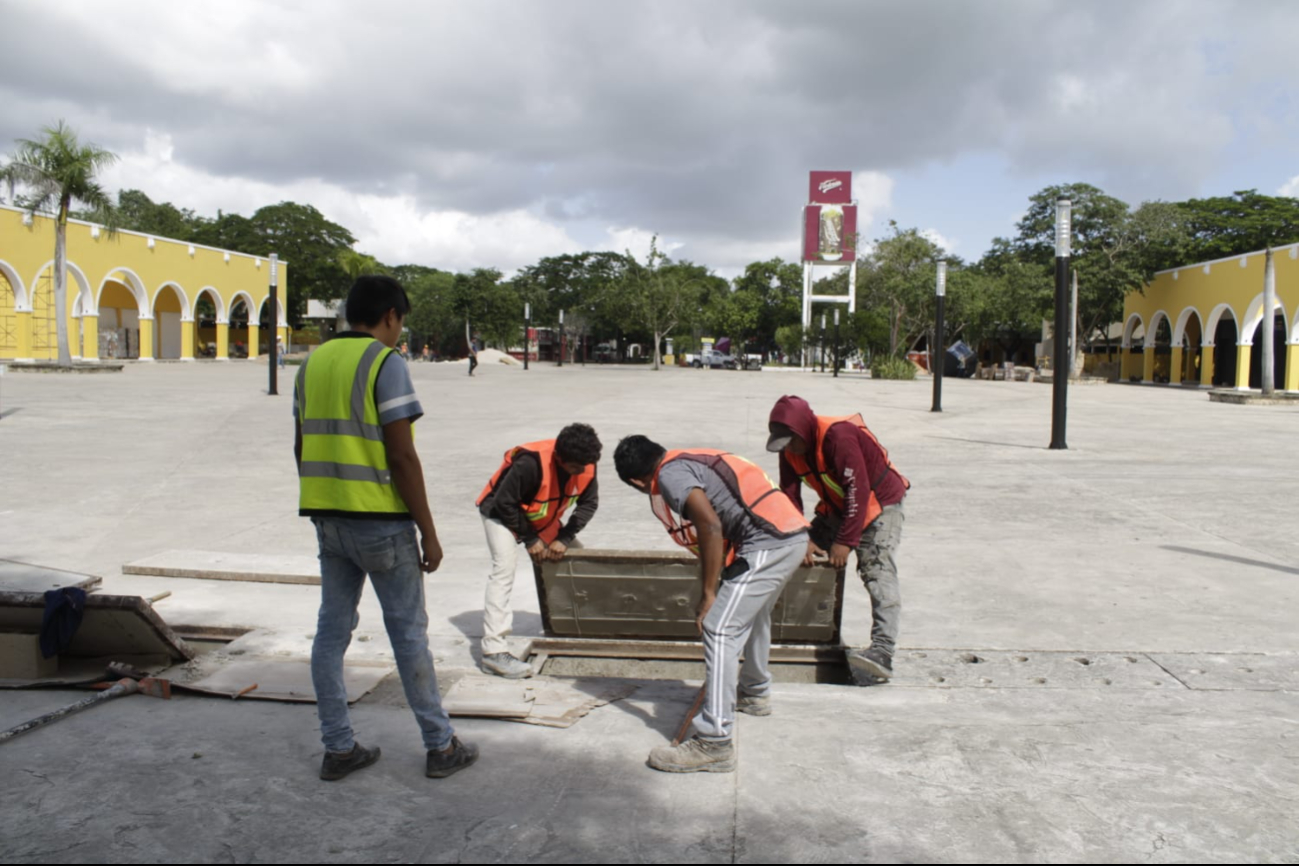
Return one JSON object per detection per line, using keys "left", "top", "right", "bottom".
{"left": 1121, "top": 242, "right": 1299, "bottom": 391}
{"left": 0, "top": 205, "right": 288, "bottom": 363}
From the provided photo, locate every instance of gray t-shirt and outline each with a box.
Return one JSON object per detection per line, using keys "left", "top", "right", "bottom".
{"left": 656, "top": 458, "right": 806, "bottom": 554}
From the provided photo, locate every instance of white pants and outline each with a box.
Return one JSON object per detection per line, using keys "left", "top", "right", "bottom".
{"left": 480, "top": 516, "right": 582, "bottom": 655}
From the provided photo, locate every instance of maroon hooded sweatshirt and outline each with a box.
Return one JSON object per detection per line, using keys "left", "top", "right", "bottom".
{"left": 771, "top": 395, "right": 906, "bottom": 547}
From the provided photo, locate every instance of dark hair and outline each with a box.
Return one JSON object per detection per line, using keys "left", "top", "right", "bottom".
{"left": 345, "top": 275, "right": 411, "bottom": 328}
{"left": 555, "top": 423, "right": 602, "bottom": 466}
{"left": 614, "top": 435, "right": 666, "bottom": 483}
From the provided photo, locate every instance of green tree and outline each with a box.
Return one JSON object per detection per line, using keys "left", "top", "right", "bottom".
{"left": 1173, "top": 189, "right": 1299, "bottom": 264}
{"left": 102, "top": 189, "right": 202, "bottom": 240}
{"left": 1011, "top": 183, "right": 1185, "bottom": 352}
{"left": 614, "top": 238, "right": 708, "bottom": 370}
{"left": 857, "top": 223, "right": 946, "bottom": 356}
{"left": 727, "top": 258, "right": 803, "bottom": 354}
{"left": 452, "top": 268, "right": 521, "bottom": 351}
{"left": 1, "top": 120, "right": 119, "bottom": 367}
{"left": 338, "top": 249, "right": 384, "bottom": 279}
{"left": 391, "top": 264, "right": 455, "bottom": 354}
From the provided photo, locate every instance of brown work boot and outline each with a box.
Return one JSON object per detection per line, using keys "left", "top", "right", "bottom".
{"left": 736, "top": 694, "right": 772, "bottom": 716}
{"left": 647, "top": 737, "right": 736, "bottom": 773}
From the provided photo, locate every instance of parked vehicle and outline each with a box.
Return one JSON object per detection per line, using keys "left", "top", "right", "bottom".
{"left": 691, "top": 349, "right": 737, "bottom": 369}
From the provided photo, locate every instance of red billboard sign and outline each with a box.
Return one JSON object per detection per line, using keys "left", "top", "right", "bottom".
{"left": 803, "top": 204, "right": 857, "bottom": 263}
{"left": 809, "top": 171, "right": 853, "bottom": 204}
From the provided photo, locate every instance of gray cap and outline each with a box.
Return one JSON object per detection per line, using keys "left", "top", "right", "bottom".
{"left": 766, "top": 423, "right": 794, "bottom": 452}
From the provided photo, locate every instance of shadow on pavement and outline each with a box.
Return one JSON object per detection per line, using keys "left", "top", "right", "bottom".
{"left": 1162, "top": 545, "right": 1299, "bottom": 577}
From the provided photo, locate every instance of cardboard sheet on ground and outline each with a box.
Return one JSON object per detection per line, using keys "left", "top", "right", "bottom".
{"left": 442, "top": 673, "right": 638, "bottom": 728}
{"left": 123, "top": 550, "right": 320, "bottom": 586}
{"left": 175, "top": 659, "right": 393, "bottom": 703}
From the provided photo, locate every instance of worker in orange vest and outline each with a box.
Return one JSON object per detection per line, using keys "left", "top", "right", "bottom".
{"left": 614, "top": 434, "right": 809, "bottom": 774}
{"left": 476, "top": 423, "right": 602, "bottom": 679}
{"left": 767, "top": 394, "right": 909, "bottom": 686}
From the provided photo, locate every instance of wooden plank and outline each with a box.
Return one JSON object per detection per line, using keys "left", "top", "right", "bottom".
{"left": 123, "top": 550, "right": 320, "bottom": 585}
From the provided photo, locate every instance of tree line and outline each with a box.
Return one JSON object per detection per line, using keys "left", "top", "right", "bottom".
{"left": 11, "top": 122, "right": 1299, "bottom": 368}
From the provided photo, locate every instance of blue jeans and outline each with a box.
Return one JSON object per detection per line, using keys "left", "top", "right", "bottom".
{"left": 310, "top": 518, "right": 455, "bottom": 753}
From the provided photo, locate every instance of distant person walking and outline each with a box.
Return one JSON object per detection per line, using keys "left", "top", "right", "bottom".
{"left": 468, "top": 336, "right": 480, "bottom": 377}
{"left": 294, "top": 274, "right": 478, "bottom": 782}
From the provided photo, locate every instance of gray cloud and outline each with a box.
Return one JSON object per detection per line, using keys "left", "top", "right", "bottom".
{"left": 1, "top": 0, "right": 1292, "bottom": 270}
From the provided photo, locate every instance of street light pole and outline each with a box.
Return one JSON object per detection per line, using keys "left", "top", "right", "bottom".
{"left": 1050, "top": 198, "right": 1072, "bottom": 449}
{"left": 557, "top": 309, "right": 564, "bottom": 367}
{"left": 932, "top": 260, "right": 946, "bottom": 412}
{"left": 833, "top": 308, "right": 840, "bottom": 378}
{"left": 268, "top": 253, "right": 279, "bottom": 396}
{"left": 819, "top": 313, "right": 826, "bottom": 374}
{"left": 523, "top": 302, "right": 530, "bottom": 371}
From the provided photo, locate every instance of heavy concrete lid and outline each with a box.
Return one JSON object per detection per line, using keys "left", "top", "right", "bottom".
{"left": 0, "top": 559, "right": 101, "bottom": 593}
{"left": 535, "top": 548, "right": 844, "bottom": 645}
{"left": 0, "top": 592, "right": 194, "bottom": 687}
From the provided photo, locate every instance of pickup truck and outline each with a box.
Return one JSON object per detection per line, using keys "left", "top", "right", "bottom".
{"left": 690, "top": 349, "right": 738, "bottom": 369}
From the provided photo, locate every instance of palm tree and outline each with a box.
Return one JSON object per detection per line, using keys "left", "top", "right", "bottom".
{"left": 1, "top": 121, "right": 118, "bottom": 366}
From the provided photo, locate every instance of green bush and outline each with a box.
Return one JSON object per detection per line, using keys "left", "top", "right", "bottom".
{"left": 870, "top": 356, "right": 917, "bottom": 380}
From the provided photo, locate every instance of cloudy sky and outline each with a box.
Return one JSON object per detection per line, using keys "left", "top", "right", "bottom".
{"left": 2, "top": 0, "right": 1296, "bottom": 276}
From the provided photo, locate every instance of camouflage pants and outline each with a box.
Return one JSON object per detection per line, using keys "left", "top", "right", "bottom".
{"left": 810, "top": 503, "right": 905, "bottom": 655}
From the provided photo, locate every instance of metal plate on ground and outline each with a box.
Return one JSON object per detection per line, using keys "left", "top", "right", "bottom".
{"left": 0, "top": 559, "right": 102, "bottom": 593}
{"left": 123, "top": 550, "right": 320, "bottom": 585}
{"left": 536, "top": 549, "right": 844, "bottom": 644}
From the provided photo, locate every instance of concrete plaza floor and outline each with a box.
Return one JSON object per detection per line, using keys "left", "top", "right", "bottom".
{"left": 1, "top": 358, "right": 1297, "bottom": 863}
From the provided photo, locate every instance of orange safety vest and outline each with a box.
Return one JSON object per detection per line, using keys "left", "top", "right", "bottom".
{"left": 477, "top": 440, "right": 596, "bottom": 544}
{"left": 649, "top": 449, "right": 809, "bottom": 565}
{"left": 784, "top": 414, "right": 910, "bottom": 529}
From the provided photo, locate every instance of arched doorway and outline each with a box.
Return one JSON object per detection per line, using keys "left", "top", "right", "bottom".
{"left": 153, "top": 284, "right": 188, "bottom": 360}
{"left": 1213, "top": 313, "right": 1238, "bottom": 387}
{"left": 1248, "top": 311, "right": 1288, "bottom": 389}
{"left": 0, "top": 264, "right": 22, "bottom": 359}
{"left": 194, "top": 289, "right": 222, "bottom": 359}
{"left": 229, "top": 295, "right": 252, "bottom": 358}
{"left": 1151, "top": 314, "right": 1173, "bottom": 383}
{"left": 1122, "top": 316, "right": 1145, "bottom": 381}
{"left": 1179, "top": 311, "right": 1203, "bottom": 384}
{"left": 97, "top": 280, "right": 143, "bottom": 359}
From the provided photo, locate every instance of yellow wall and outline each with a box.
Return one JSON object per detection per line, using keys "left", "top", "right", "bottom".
{"left": 1122, "top": 244, "right": 1299, "bottom": 389}
{"left": 0, "top": 206, "right": 287, "bottom": 362}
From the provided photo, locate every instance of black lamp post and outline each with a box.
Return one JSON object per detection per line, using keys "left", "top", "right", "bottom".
{"left": 932, "top": 260, "right": 946, "bottom": 412}
{"left": 819, "top": 313, "right": 826, "bottom": 374}
{"left": 1050, "top": 198, "right": 1072, "bottom": 450}
{"left": 557, "top": 309, "right": 564, "bottom": 367}
{"left": 268, "top": 253, "right": 279, "bottom": 396}
{"left": 523, "top": 302, "right": 530, "bottom": 371}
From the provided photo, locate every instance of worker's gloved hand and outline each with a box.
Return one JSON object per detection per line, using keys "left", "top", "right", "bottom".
{"left": 804, "top": 540, "right": 827, "bottom": 567}
{"left": 421, "top": 533, "right": 444, "bottom": 573}
{"left": 527, "top": 540, "right": 548, "bottom": 562}
{"left": 547, "top": 540, "right": 569, "bottom": 561}
{"left": 828, "top": 543, "right": 852, "bottom": 569}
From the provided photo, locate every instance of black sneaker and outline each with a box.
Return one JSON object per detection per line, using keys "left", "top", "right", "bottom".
{"left": 847, "top": 648, "right": 893, "bottom": 685}
{"left": 319, "top": 741, "right": 380, "bottom": 781}
{"left": 426, "top": 736, "right": 479, "bottom": 778}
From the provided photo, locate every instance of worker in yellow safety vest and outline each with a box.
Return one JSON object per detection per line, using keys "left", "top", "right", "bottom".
{"left": 295, "top": 275, "right": 477, "bottom": 782}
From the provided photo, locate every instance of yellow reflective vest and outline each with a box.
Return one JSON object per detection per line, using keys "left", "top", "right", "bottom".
{"left": 297, "top": 335, "right": 410, "bottom": 518}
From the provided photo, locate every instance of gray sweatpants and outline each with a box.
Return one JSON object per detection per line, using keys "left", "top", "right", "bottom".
{"left": 695, "top": 541, "right": 806, "bottom": 742}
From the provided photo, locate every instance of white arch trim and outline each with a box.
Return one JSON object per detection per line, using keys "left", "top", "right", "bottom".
{"left": 0, "top": 259, "right": 28, "bottom": 310}
{"left": 258, "top": 295, "right": 288, "bottom": 327}
{"left": 1205, "top": 303, "right": 1237, "bottom": 340}
{"left": 97, "top": 268, "right": 150, "bottom": 317}
{"left": 193, "top": 286, "right": 227, "bottom": 321}
{"left": 152, "top": 282, "right": 192, "bottom": 319}
{"left": 34, "top": 259, "right": 94, "bottom": 313}
{"left": 1121, "top": 313, "right": 1145, "bottom": 349}
{"left": 228, "top": 291, "right": 256, "bottom": 322}
{"left": 1241, "top": 292, "right": 1287, "bottom": 345}
{"left": 1291, "top": 308, "right": 1299, "bottom": 344}
{"left": 1147, "top": 310, "right": 1173, "bottom": 345}
{"left": 1172, "top": 306, "right": 1204, "bottom": 348}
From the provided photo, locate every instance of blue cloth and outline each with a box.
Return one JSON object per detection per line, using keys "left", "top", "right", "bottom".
{"left": 40, "top": 587, "right": 87, "bottom": 659}
{"left": 310, "top": 518, "right": 454, "bottom": 753}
